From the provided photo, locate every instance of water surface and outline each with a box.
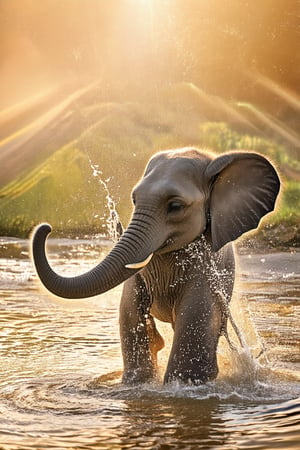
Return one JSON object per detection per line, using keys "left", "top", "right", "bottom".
{"left": 0, "top": 238, "right": 299, "bottom": 449}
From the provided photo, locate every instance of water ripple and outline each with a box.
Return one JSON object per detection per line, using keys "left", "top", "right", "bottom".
{"left": 0, "top": 241, "right": 299, "bottom": 449}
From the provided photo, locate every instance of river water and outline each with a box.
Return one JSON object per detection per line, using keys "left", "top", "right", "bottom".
{"left": 0, "top": 237, "right": 299, "bottom": 449}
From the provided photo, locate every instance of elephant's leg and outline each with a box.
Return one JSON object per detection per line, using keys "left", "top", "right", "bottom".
{"left": 119, "top": 273, "right": 164, "bottom": 384}
{"left": 164, "top": 289, "right": 223, "bottom": 384}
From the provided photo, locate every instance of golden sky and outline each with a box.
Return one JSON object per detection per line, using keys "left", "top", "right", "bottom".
{"left": 0, "top": 0, "right": 298, "bottom": 110}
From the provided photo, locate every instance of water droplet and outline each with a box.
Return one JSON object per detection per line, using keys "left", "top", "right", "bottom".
{"left": 88, "top": 159, "right": 121, "bottom": 242}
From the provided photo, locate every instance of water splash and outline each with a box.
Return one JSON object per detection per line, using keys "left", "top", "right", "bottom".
{"left": 89, "top": 160, "right": 122, "bottom": 242}
{"left": 173, "top": 235, "right": 266, "bottom": 383}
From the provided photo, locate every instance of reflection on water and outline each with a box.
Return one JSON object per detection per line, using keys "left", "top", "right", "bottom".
{"left": 0, "top": 238, "right": 299, "bottom": 449}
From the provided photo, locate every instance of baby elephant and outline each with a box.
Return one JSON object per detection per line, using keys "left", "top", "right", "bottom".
{"left": 32, "top": 148, "right": 280, "bottom": 384}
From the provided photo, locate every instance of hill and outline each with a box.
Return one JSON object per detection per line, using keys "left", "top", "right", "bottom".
{"left": 0, "top": 81, "right": 299, "bottom": 248}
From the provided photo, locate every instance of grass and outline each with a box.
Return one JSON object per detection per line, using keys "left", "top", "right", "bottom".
{"left": 0, "top": 83, "right": 298, "bottom": 247}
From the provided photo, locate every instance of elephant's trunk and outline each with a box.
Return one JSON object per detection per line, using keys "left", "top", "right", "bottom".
{"left": 32, "top": 216, "right": 160, "bottom": 299}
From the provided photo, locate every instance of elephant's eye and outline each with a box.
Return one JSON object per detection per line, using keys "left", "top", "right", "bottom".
{"left": 167, "top": 200, "right": 185, "bottom": 214}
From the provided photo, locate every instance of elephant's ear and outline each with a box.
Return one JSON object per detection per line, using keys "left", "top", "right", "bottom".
{"left": 205, "top": 152, "right": 280, "bottom": 252}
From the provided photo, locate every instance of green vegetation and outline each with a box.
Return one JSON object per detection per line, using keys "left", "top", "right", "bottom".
{"left": 0, "top": 86, "right": 299, "bottom": 248}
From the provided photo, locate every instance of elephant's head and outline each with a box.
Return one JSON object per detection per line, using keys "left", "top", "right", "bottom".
{"left": 32, "top": 148, "right": 280, "bottom": 298}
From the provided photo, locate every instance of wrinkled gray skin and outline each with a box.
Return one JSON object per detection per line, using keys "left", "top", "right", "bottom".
{"left": 32, "top": 148, "right": 280, "bottom": 384}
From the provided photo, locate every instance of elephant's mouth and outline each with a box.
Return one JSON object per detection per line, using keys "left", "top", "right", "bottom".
{"left": 156, "top": 237, "right": 174, "bottom": 254}
{"left": 125, "top": 238, "right": 174, "bottom": 270}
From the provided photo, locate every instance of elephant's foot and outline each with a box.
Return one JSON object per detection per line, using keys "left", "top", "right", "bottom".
{"left": 122, "top": 366, "right": 158, "bottom": 385}
{"left": 164, "top": 360, "right": 219, "bottom": 385}
{"left": 121, "top": 330, "right": 165, "bottom": 385}
{"left": 122, "top": 332, "right": 165, "bottom": 385}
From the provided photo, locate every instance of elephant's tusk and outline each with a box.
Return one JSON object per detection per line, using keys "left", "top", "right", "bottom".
{"left": 125, "top": 253, "right": 153, "bottom": 269}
